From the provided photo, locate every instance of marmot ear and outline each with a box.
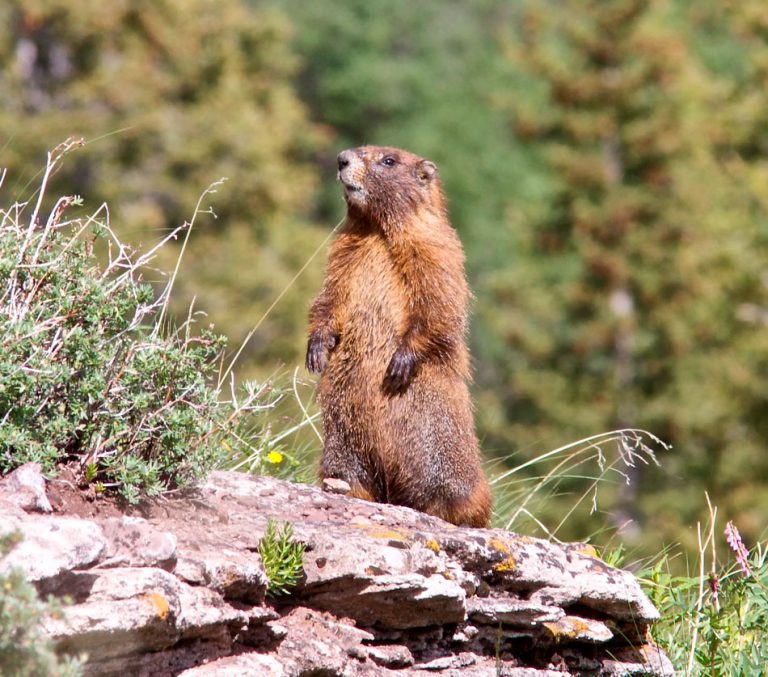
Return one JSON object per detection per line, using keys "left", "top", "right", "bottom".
{"left": 417, "top": 160, "right": 437, "bottom": 183}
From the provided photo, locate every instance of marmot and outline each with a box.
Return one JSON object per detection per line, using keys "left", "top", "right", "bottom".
{"left": 306, "top": 145, "right": 491, "bottom": 528}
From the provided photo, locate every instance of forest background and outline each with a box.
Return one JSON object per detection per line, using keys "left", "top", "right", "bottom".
{"left": 1, "top": 0, "right": 766, "bottom": 566}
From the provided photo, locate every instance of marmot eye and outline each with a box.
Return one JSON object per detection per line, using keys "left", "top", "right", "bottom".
{"left": 381, "top": 156, "right": 397, "bottom": 167}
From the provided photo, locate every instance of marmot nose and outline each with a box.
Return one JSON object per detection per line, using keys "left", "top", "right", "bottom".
{"left": 337, "top": 150, "right": 354, "bottom": 171}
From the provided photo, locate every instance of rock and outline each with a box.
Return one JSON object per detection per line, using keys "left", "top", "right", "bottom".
{"left": 175, "top": 583, "right": 249, "bottom": 640}
{"left": 100, "top": 516, "right": 177, "bottom": 570}
{"left": 181, "top": 608, "right": 384, "bottom": 677}
{"left": 174, "top": 548, "right": 267, "bottom": 603}
{"left": 542, "top": 614, "right": 614, "bottom": 643}
{"left": 0, "top": 462, "right": 52, "bottom": 512}
{"left": 42, "top": 568, "right": 182, "bottom": 659}
{"left": 322, "top": 477, "right": 352, "bottom": 494}
{"left": 0, "top": 471, "right": 674, "bottom": 675}
{"left": 414, "top": 652, "right": 479, "bottom": 671}
{"left": 366, "top": 643, "right": 415, "bottom": 668}
{"left": 0, "top": 495, "right": 27, "bottom": 517}
{"left": 305, "top": 573, "right": 466, "bottom": 629}
{"left": 603, "top": 644, "right": 677, "bottom": 676}
{"left": 76, "top": 639, "right": 240, "bottom": 677}
{"left": 0, "top": 515, "right": 106, "bottom": 583}
{"left": 178, "top": 653, "right": 286, "bottom": 677}
{"left": 467, "top": 597, "right": 564, "bottom": 626}
{"left": 439, "top": 530, "right": 660, "bottom": 625}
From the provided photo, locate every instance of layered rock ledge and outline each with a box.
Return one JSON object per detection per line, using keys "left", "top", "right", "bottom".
{"left": 0, "top": 465, "right": 674, "bottom": 676}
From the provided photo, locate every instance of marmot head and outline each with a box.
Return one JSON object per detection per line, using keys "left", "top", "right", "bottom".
{"left": 337, "top": 146, "right": 444, "bottom": 226}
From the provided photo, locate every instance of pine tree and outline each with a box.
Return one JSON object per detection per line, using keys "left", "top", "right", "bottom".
{"left": 485, "top": 0, "right": 768, "bottom": 548}
{"left": 0, "top": 0, "right": 327, "bottom": 375}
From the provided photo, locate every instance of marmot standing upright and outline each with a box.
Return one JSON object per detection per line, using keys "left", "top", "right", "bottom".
{"left": 306, "top": 145, "right": 491, "bottom": 528}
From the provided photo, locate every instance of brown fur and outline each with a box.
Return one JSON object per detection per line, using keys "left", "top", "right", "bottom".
{"left": 306, "top": 145, "right": 491, "bottom": 528}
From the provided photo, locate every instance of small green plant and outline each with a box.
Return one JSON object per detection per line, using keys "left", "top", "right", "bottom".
{"left": 258, "top": 519, "right": 305, "bottom": 596}
{"left": 0, "top": 533, "right": 82, "bottom": 677}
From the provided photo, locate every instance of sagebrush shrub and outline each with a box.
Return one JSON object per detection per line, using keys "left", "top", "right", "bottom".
{"left": 0, "top": 141, "right": 237, "bottom": 501}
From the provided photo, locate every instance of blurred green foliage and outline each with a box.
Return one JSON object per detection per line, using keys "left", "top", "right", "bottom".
{"left": 480, "top": 0, "right": 768, "bottom": 553}
{"left": 0, "top": 532, "right": 82, "bottom": 676}
{"left": 1, "top": 0, "right": 767, "bottom": 561}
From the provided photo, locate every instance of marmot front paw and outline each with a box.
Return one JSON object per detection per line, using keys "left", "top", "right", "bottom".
{"left": 383, "top": 346, "right": 418, "bottom": 396}
{"left": 306, "top": 332, "right": 339, "bottom": 374}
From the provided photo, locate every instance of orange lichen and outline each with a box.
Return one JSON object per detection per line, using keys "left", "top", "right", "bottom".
{"left": 364, "top": 527, "right": 407, "bottom": 542}
{"left": 544, "top": 617, "right": 592, "bottom": 641}
{"left": 489, "top": 537, "right": 516, "bottom": 573}
{"left": 575, "top": 544, "right": 600, "bottom": 559}
{"left": 146, "top": 592, "right": 170, "bottom": 621}
{"left": 544, "top": 616, "right": 612, "bottom": 643}
{"left": 493, "top": 556, "right": 517, "bottom": 573}
{"left": 489, "top": 537, "right": 511, "bottom": 554}
{"left": 424, "top": 539, "right": 440, "bottom": 553}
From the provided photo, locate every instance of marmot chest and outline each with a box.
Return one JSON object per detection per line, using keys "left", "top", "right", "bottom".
{"left": 336, "top": 236, "right": 407, "bottom": 355}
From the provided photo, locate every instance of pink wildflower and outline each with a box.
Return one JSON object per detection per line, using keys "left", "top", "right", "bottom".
{"left": 724, "top": 520, "right": 752, "bottom": 577}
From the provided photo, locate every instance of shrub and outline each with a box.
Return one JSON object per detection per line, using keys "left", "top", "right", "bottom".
{"left": 0, "top": 140, "right": 276, "bottom": 501}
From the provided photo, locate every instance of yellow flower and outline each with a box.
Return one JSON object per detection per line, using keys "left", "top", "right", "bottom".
{"left": 267, "top": 451, "right": 284, "bottom": 464}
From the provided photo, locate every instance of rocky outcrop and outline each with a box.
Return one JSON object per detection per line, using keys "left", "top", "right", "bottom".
{"left": 0, "top": 464, "right": 674, "bottom": 676}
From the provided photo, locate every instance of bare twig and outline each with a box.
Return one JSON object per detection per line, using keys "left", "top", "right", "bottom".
{"left": 154, "top": 178, "right": 227, "bottom": 336}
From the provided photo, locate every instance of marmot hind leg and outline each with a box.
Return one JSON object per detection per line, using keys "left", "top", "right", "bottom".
{"left": 424, "top": 478, "right": 492, "bottom": 528}
{"left": 319, "top": 420, "right": 380, "bottom": 503}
